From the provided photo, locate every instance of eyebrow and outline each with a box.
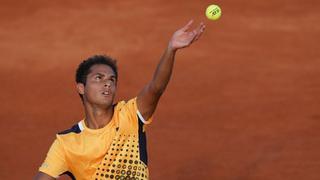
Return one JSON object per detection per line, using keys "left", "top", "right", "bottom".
{"left": 95, "top": 73, "right": 105, "bottom": 76}
{"left": 94, "top": 73, "right": 116, "bottom": 79}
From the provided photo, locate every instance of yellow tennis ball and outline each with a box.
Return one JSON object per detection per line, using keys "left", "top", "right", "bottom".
{"left": 205, "top": 4, "right": 222, "bottom": 20}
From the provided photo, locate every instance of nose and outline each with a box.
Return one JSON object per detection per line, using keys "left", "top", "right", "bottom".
{"left": 104, "top": 81, "right": 111, "bottom": 88}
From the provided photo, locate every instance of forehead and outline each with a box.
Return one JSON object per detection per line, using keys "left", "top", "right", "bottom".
{"left": 89, "top": 64, "right": 115, "bottom": 76}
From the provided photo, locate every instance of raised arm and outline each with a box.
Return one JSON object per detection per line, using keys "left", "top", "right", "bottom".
{"left": 137, "top": 20, "right": 206, "bottom": 120}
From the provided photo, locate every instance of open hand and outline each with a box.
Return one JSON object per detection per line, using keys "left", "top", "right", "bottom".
{"left": 168, "top": 20, "right": 206, "bottom": 51}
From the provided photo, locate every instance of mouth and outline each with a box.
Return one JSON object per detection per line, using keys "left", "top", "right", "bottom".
{"left": 102, "top": 90, "right": 111, "bottom": 96}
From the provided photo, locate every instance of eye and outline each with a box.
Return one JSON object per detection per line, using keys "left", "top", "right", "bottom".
{"left": 95, "top": 75, "right": 102, "bottom": 80}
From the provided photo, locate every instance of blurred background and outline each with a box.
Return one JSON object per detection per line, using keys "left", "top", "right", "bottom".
{"left": 0, "top": 0, "right": 319, "bottom": 179}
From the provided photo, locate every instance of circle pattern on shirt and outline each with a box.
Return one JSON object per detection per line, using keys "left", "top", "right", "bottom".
{"left": 93, "top": 133, "right": 148, "bottom": 180}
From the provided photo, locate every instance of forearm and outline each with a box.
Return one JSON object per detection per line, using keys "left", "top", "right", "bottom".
{"left": 149, "top": 44, "right": 177, "bottom": 95}
{"left": 34, "top": 172, "right": 55, "bottom": 180}
{"left": 136, "top": 20, "right": 204, "bottom": 119}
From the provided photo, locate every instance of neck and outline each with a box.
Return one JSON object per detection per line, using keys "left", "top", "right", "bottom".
{"left": 83, "top": 102, "right": 114, "bottom": 129}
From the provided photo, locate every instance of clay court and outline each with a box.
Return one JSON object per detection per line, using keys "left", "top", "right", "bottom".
{"left": 0, "top": 0, "right": 319, "bottom": 179}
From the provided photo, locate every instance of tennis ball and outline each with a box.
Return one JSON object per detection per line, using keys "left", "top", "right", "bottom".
{"left": 205, "top": 4, "right": 222, "bottom": 20}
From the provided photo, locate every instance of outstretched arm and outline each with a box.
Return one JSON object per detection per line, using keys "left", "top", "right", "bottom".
{"left": 137, "top": 20, "right": 206, "bottom": 120}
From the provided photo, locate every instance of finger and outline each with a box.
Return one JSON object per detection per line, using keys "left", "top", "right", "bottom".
{"left": 193, "top": 22, "right": 205, "bottom": 35}
{"left": 196, "top": 22, "right": 203, "bottom": 31}
{"left": 194, "top": 26, "right": 205, "bottom": 41}
{"left": 188, "top": 31, "right": 198, "bottom": 44}
{"left": 193, "top": 30, "right": 203, "bottom": 42}
{"left": 181, "top": 19, "right": 194, "bottom": 31}
{"left": 192, "top": 23, "right": 206, "bottom": 42}
{"left": 197, "top": 22, "right": 205, "bottom": 33}
{"left": 188, "top": 24, "right": 202, "bottom": 40}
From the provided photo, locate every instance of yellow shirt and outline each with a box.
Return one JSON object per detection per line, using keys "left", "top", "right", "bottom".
{"left": 39, "top": 98, "right": 152, "bottom": 180}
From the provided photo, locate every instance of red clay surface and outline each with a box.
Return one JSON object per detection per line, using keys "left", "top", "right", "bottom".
{"left": 1, "top": 0, "right": 319, "bottom": 179}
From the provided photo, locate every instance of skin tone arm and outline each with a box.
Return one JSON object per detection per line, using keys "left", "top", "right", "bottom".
{"left": 34, "top": 172, "right": 55, "bottom": 180}
{"left": 137, "top": 20, "right": 206, "bottom": 120}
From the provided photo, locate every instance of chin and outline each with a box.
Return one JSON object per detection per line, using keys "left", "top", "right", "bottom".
{"left": 100, "top": 98, "right": 114, "bottom": 107}
{"left": 96, "top": 99, "right": 111, "bottom": 106}
{"left": 85, "top": 95, "right": 115, "bottom": 108}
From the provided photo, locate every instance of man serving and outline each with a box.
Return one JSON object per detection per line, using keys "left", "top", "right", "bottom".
{"left": 35, "top": 20, "right": 205, "bottom": 180}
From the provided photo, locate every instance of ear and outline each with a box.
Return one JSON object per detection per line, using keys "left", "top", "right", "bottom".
{"left": 76, "top": 83, "right": 85, "bottom": 95}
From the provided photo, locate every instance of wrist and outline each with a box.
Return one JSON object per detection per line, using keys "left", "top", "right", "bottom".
{"left": 167, "top": 42, "right": 178, "bottom": 53}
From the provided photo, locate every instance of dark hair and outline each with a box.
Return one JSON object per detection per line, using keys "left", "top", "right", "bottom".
{"left": 76, "top": 55, "right": 118, "bottom": 85}
{"left": 75, "top": 55, "right": 118, "bottom": 100}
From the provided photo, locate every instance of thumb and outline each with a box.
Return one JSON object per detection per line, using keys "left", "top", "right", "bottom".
{"left": 180, "top": 20, "right": 194, "bottom": 31}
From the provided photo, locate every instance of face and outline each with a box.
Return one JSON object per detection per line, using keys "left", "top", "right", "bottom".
{"left": 77, "top": 64, "right": 117, "bottom": 108}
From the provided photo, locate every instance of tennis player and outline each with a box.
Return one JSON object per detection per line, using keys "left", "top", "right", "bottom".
{"left": 34, "top": 20, "right": 205, "bottom": 180}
